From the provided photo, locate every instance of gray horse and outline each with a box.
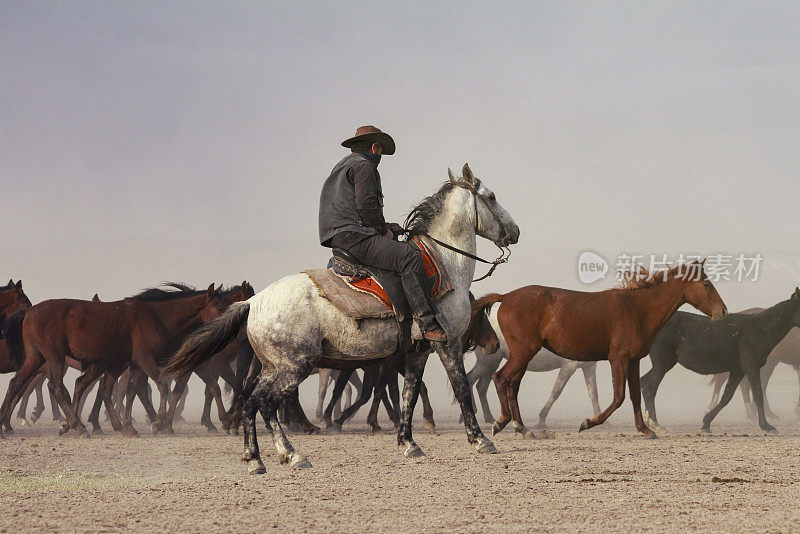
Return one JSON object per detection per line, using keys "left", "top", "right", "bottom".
{"left": 164, "top": 165, "right": 519, "bottom": 473}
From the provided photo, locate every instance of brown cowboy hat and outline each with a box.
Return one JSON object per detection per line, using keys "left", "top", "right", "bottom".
{"left": 341, "top": 125, "right": 396, "bottom": 155}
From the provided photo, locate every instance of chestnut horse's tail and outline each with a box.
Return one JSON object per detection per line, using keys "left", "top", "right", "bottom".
{"left": 160, "top": 301, "right": 250, "bottom": 379}
{"left": 3, "top": 309, "right": 27, "bottom": 369}
{"left": 462, "top": 293, "right": 504, "bottom": 352}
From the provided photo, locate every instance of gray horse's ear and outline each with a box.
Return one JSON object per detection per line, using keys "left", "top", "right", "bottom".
{"left": 462, "top": 163, "right": 474, "bottom": 184}
{"left": 448, "top": 168, "right": 457, "bottom": 183}
{"left": 793, "top": 287, "right": 800, "bottom": 299}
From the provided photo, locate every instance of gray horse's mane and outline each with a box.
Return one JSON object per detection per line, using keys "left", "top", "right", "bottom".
{"left": 404, "top": 181, "right": 458, "bottom": 233}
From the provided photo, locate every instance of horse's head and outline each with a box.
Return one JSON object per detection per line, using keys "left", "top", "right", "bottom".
{"left": 679, "top": 260, "right": 728, "bottom": 321}
{"left": 789, "top": 287, "right": 800, "bottom": 327}
{"left": 200, "top": 283, "right": 229, "bottom": 323}
{"left": 0, "top": 280, "right": 32, "bottom": 323}
{"left": 448, "top": 164, "right": 520, "bottom": 247}
{"left": 462, "top": 292, "right": 501, "bottom": 354}
{"left": 224, "top": 280, "right": 255, "bottom": 305}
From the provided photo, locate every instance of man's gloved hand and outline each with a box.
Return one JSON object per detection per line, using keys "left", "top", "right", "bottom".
{"left": 387, "top": 222, "right": 405, "bottom": 237}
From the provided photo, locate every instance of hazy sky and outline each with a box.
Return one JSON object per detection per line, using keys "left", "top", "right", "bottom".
{"left": 2, "top": 2, "right": 799, "bottom": 309}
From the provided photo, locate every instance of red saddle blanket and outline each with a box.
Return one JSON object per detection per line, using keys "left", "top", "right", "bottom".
{"left": 303, "top": 235, "right": 453, "bottom": 320}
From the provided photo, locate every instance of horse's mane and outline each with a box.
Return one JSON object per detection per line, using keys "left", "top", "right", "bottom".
{"left": 617, "top": 263, "right": 704, "bottom": 290}
{"left": 404, "top": 181, "right": 459, "bottom": 233}
{"left": 159, "top": 282, "right": 246, "bottom": 300}
{"left": 127, "top": 283, "right": 208, "bottom": 301}
{"left": 0, "top": 280, "right": 14, "bottom": 291}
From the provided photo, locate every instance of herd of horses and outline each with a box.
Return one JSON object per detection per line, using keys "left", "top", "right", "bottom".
{"left": 2, "top": 165, "right": 799, "bottom": 474}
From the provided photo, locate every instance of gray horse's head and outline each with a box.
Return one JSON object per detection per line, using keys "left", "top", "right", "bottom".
{"left": 448, "top": 163, "right": 520, "bottom": 247}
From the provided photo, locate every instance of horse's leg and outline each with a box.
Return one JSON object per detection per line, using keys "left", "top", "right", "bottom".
{"left": 162, "top": 373, "right": 191, "bottom": 434}
{"left": 419, "top": 380, "right": 435, "bottom": 432}
{"left": 131, "top": 355, "right": 169, "bottom": 434}
{"left": 739, "top": 376, "right": 755, "bottom": 420}
{"left": 285, "top": 388, "right": 320, "bottom": 435}
{"left": 348, "top": 371, "right": 363, "bottom": 410}
{"left": 508, "top": 368, "right": 529, "bottom": 434}
{"left": 172, "top": 383, "right": 188, "bottom": 423}
{"left": 87, "top": 373, "right": 107, "bottom": 434}
{"left": 582, "top": 363, "right": 602, "bottom": 417}
{"left": 366, "top": 387, "right": 384, "bottom": 434}
{"left": 795, "top": 365, "right": 800, "bottom": 419}
{"left": 134, "top": 372, "right": 157, "bottom": 424}
{"left": 708, "top": 373, "right": 726, "bottom": 414}
{"left": 323, "top": 369, "right": 354, "bottom": 430}
{"left": 315, "top": 369, "right": 329, "bottom": 421}
{"left": 76, "top": 376, "right": 97, "bottom": 420}
{"left": 702, "top": 368, "right": 745, "bottom": 432}
{"left": 0, "top": 358, "right": 45, "bottom": 436}
{"left": 743, "top": 361, "right": 777, "bottom": 433}
{"left": 218, "top": 362, "right": 240, "bottom": 433}
{"left": 198, "top": 368, "right": 232, "bottom": 434}
{"left": 121, "top": 367, "right": 142, "bottom": 434}
{"left": 100, "top": 368, "right": 129, "bottom": 435}
{"left": 492, "top": 343, "right": 539, "bottom": 435}
{"left": 229, "top": 338, "right": 255, "bottom": 434}
{"left": 626, "top": 359, "right": 657, "bottom": 438}
{"left": 397, "top": 350, "right": 429, "bottom": 457}
{"left": 759, "top": 358, "right": 779, "bottom": 420}
{"left": 640, "top": 353, "right": 676, "bottom": 426}
{"left": 15, "top": 375, "right": 37, "bottom": 426}
{"left": 44, "top": 356, "right": 87, "bottom": 437}
{"left": 200, "top": 384, "right": 215, "bottom": 431}
{"left": 579, "top": 358, "right": 629, "bottom": 432}
{"left": 435, "top": 342, "right": 496, "bottom": 453}
{"left": 69, "top": 365, "right": 104, "bottom": 430}
{"left": 334, "top": 367, "right": 378, "bottom": 429}
{"left": 537, "top": 363, "right": 578, "bottom": 429}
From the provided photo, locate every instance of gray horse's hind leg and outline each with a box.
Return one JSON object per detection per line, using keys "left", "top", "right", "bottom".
{"left": 536, "top": 363, "right": 578, "bottom": 428}
{"left": 582, "top": 363, "right": 601, "bottom": 417}
{"left": 244, "top": 371, "right": 312, "bottom": 473}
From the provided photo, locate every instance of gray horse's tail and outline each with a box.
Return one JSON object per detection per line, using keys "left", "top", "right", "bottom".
{"left": 160, "top": 301, "right": 250, "bottom": 379}
{"left": 3, "top": 309, "right": 28, "bottom": 369}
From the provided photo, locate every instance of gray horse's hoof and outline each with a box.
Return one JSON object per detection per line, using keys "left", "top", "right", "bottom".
{"left": 290, "top": 454, "right": 313, "bottom": 469}
{"left": 475, "top": 437, "right": 498, "bottom": 454}
{"left": 248, "top": 460, "right": 266, "bottom": 475}
{"left": 578, "top": 418, "right": 590, "bottom": 432}
{"left": 700, "top": 426, "right": 711, "bottom": 433}
{"left": 403, "top": 443, "right": 426, "bottom": 458}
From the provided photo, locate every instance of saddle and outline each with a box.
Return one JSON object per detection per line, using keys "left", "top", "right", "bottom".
{"left": 303, "top": 236, "right": 453, "bottom": 346}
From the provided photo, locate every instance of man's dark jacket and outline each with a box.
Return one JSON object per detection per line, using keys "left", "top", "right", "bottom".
{"left": 319, "top": 152, "right": 386, "bottom": 247}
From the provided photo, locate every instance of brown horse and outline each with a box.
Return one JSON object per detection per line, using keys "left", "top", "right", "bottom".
{"left": 0, "top": 284, "right": 227, "bottom": 437}
{"left": 471, "top": 261, "right": 727, "bottom": 439}
{"left": 0, "top": 280, "right": 33, "bottom": 432}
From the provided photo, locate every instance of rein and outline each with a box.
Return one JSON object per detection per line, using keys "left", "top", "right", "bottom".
{"left": 405, "top": 180, "right": 511, "bottom": 283}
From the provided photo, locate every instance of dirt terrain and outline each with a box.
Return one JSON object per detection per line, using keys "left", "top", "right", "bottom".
{"left": 1, "top": 414, "right": 798, "bottom": 533}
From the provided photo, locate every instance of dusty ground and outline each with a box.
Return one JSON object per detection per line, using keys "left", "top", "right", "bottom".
{"left": 0, "top": 414, "right": 798, "bottom": 533}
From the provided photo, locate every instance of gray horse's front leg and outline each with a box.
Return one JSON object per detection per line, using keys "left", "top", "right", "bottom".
{"left": 397, "top": 350, "right": 428, "bottom": 458}
{"left": 434, "top": 341, "right": 496, "bottom": 454}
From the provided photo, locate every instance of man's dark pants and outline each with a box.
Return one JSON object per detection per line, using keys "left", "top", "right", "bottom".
{"left": 329, "top": 232, "right": 442, "bottom": 332}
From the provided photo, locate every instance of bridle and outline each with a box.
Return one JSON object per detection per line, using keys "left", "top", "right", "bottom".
{"left": 406, "top": 180, "right": 512, "bottom": 283}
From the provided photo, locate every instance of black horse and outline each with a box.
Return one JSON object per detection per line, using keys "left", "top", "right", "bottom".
{"left": 641, "top": 287, "right": 800, "bottom": 433}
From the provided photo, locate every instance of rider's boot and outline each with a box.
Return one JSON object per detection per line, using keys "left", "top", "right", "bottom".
{"left": 400, "top": 271, "right": 447, "bottom": 342}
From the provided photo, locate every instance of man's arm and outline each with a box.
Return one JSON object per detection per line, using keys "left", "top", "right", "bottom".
{"left": 351, "top": 161, "right": 386, "bottom": 233}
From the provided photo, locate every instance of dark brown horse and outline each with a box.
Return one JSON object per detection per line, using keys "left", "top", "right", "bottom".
{"left": 471, "top": 261, "right": 727, "bottom": 439}
{"left": 0, "top": 280, "right": 33, "bottom": 432}
{"left": 0, "top": 284, "right": 227, "bottom": 437}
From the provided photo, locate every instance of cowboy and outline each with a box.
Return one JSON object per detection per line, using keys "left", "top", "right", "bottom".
{"left": 319, "top": 125, "right": 447, "bottom": 342}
